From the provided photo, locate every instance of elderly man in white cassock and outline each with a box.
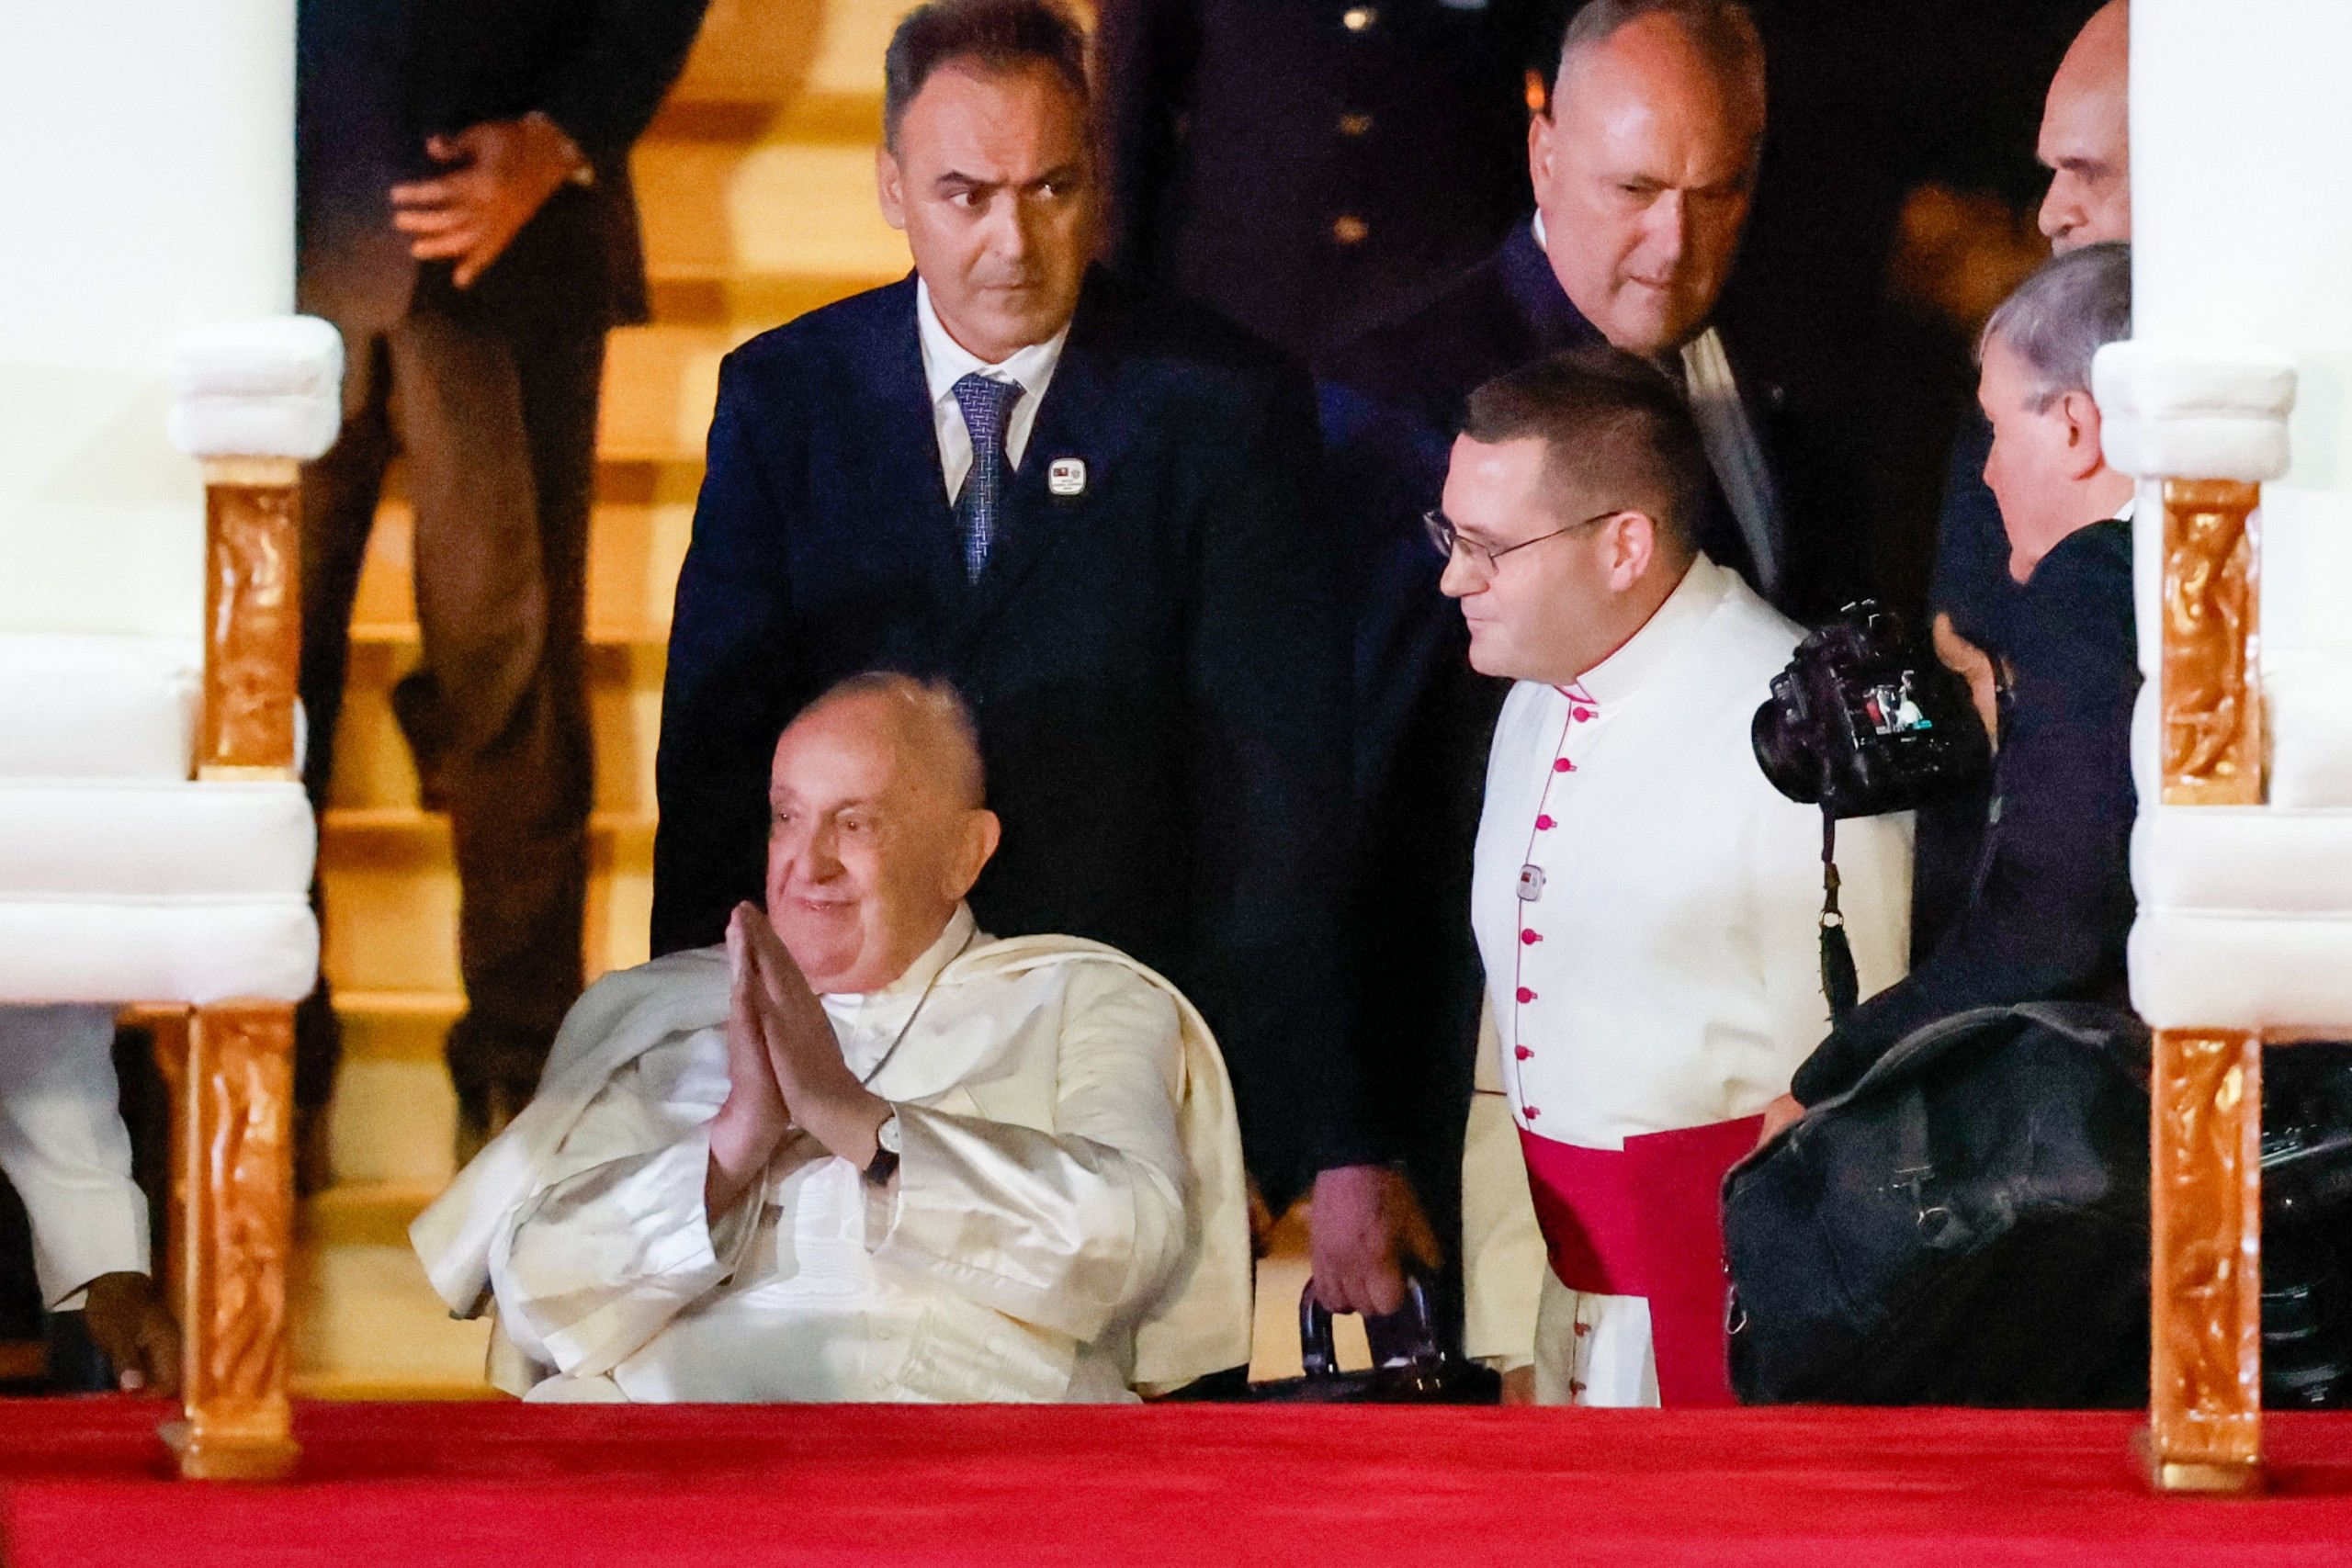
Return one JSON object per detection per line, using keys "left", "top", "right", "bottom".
{"left": 412, "top": 673, "right": 1250, "bottom": 1402}
{"left": 1440, "top": 347, "right": 1910, "bottom": 1406}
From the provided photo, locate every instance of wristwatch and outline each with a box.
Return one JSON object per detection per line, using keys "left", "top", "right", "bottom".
{"left": 863, "top": 1111, "right": 902, "bottom": 1187}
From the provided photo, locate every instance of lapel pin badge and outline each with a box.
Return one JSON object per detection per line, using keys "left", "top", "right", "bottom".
{"left": 1047, "top": 457, "right": 1087, "bottom": 498}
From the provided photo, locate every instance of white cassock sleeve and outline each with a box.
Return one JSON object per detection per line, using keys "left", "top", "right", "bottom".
{"left": 0, "top": 1004, "right": 151, "bottom": 1308}
{"left": 1750, "top": 796, "right": 1915, "bottom": 1073}
{"left": 872, "top": 966, "right": 1188, "bottom": 1345}
{"left": 492, "top": 964, "right": 1191, "bottom": 1378}
{"left": 491, "top": 1030, "right": 779, "bottom": 1378}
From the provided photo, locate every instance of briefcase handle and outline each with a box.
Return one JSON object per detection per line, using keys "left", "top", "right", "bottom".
{"left": 1298, "top": 1276, "right": 1442, "bottom": 1378}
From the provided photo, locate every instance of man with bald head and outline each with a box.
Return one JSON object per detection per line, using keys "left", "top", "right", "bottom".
{"left": 414, "top": 673, "right": 1250, "bottom": 1402}
{"left": 1917, "top": 1, "right": 2129, "bottom": 955}
{"left": 1318, "top": 0, "right": 1792, "bottom": 1359}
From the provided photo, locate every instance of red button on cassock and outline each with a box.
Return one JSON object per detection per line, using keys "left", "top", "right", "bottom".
{"left": 1514, "top": 1045, "right": 1532, "bottom": 1060}
{"left": 1554, "top": 758, "right": 1573, "bottom": 773}
{"left": 1521, "top": 928, "right": 1541, "bottom": 944}
{"left": 1516, "top": 986, "right": 1536, "bottom": 1003}
{"left": 1524, "top": 1106, "right": 1542, "bottom": 1120}
{"left": 1572, "top": 706, "right": 1594, "bottom": 723}
{"left": 1535, "top": 814, "right": 1555, "bottom": 830}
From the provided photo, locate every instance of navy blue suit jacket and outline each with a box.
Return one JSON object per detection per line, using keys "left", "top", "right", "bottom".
{"left": 1097, "top": 0, "right": 1544, "bottom": 362}
{"left": 1314, "top": 219, "right": 1783, "bottom": 1225}
{"left": 653, "top": 268, "right": 1367, "bottom": 1205}
{"left": 1791, "top": 518, "right": 2139, "bottom": 1104}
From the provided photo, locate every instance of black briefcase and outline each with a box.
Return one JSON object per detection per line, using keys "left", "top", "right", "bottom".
{"left": 1723, "top": 1001, "right": 2151, "bottom": 1407}
{"left": 1229, "top": 1279, "right": 1502, "bottom": 1404}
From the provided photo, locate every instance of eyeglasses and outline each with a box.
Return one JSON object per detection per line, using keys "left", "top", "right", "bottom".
{"left": 1422, "top": 506, "right": 1624, "bottom": 572}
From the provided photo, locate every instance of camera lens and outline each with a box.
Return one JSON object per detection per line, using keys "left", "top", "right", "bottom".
{"left": 1751, "top": 700, "right": 1823, "bottom": 805}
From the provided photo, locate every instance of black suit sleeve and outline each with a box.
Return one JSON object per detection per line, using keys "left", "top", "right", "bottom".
{"left": 1095, "top": 0, "right": 1198, "bottom": 280}
{"left": 1790, "top": 534, "right": 2139, "bottom": 1104}
{"left": 652, "top": 352, "right": 807, "bottom": 956}
{"left": 537, "top": 0, "right": 713, "bottom": 177}
{"left": 1182, "top": 365, "right": 1379, "bottom": 1203}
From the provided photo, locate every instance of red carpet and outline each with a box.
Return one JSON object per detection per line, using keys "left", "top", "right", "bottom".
{"left": 5, "top": 1399, "right": 2352, "bottom": 1566}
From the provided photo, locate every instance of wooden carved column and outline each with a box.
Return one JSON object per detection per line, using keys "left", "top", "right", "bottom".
{"left": 161, "top": 1005, "right": 300, "bottom": 1480}
{"left": 198, "top": 456, "right": 301, "bottom": 780}
{"left": 164, "top": 457, "right": 303, "bottom": 1479}
{"left": 2159, "top": 480, "right": 2263, "bottom": 809}
{"left": 2147, "top": 478, "right": 2267, "bottom": 1494}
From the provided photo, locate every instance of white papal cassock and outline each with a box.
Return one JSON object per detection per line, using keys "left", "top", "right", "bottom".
{"left": 1470, "top": 556, "right": 1911, "bottom": 1406}
{"left": 412, "top": 907, "right": 1251, "bottom": 1403}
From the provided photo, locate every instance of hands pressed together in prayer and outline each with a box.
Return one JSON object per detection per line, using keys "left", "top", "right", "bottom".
{"left": 390, "top": 114, "right": 585, "bottom": 289}
{"left": 705, "top": 903, "right": 895, "bottom": 1216}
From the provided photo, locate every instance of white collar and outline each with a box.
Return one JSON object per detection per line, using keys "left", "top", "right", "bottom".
{"left": 1570, "top": 554, "right": 1734, "bottom": 707}
{"left": 916, "top": 279, "right": 1070, "bottom": 408}
{"left": 819, "top": 903, "right": 981, "bottom": 1036}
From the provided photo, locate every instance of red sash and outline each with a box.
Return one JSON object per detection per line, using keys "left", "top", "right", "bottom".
{"left": 1517, "top": 1116, "right": 1761, "bottom": 1407}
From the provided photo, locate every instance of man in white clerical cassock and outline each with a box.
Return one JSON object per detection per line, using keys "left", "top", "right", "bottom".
{"left": 413, "top": 674, "right": 1250, "bottom": 1402}
{"left": 1441, "top": 348, "right": 1911, "bottom": 1406}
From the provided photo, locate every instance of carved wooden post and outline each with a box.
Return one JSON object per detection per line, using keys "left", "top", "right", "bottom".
{"left": 2097, "top": 341, "right": 2297, "bottom": 1495}
{"left": 2143, "top": 475, "right": 2269, "bottom": 1494}
{"left": 197, "top": 456, "right": 302, "bottom": 780}
{"left": 163, "top": 438, "right": 306, "bottom": 1480}
{"left": 2143, "top": 477, "right": 2267, "bottom": 1489}
{"left": 2159, "top": 480, "right": 2263, "bottom": 809}
{"left": 160, "top": 1004, "right": 300, "bottom": 1481}
{"left": 2149, "top": 1028, "right": 2264, "bottom": 1491}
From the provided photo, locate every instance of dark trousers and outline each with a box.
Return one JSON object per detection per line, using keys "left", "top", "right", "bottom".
{"left": 296, "top": 291, "right": 603, "bottom": 1116}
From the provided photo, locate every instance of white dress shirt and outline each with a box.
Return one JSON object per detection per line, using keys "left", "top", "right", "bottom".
{"left": 483, "top": 907, "right": 1221, "bottom": 1404}
{"left": 916, "top": 280, "right": 1070, "bottom": 503}
{"left": 1469, "top": 555, "right": 1913, "bottom": 1404}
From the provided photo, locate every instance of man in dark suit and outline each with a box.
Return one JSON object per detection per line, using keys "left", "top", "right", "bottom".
{"left": 1318, "top": 0, "right": 1811, "bottom": 1350}
{"left": 1774, "top": 242, "right": 2137, "bottom": 1119}
{"left": 1096, "top": 0, "right": 1552, "bottom": 363}
{"left": 1915, "top": 0, "right": 2127, "bottom": 959}
{"left": 295, "top": 0, "right": 710, "bottom": 1153}
{"left": 654, "top": 0, "right": 1426, "bottom": 1316}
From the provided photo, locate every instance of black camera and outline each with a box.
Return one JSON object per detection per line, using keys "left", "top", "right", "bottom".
{"left": 1752, "top": 602, "right": 1989, "bottom": 818}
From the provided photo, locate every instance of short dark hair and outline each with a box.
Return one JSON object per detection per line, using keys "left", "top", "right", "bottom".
{"left": 1460, "top": 344, "right": 1710, "bottom": 554}
{"left": 883, "top": 0, "right": 1091, "bottom": 152}
{"left": 1553, "top": 0, "right": 1766, "bottom": 112}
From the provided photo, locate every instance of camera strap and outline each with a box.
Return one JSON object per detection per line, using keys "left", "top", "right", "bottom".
{"left": 1818, "top": 807, "right": 1860, "bottom": 1021}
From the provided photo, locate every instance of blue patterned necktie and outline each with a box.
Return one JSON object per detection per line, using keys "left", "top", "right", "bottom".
{"left": 952, "top": 373, "right": 1023, "bottom": 581}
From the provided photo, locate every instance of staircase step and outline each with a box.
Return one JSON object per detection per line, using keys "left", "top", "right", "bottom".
{"left": 322, "top": 808, "right": 657, "bottom": 843}
{"left": 728, "top": 143, "right": 910, "bottom": 281}
{"left": 599, "top": 324, "right": 737, "bottom": 463}
{"left": 348, "top": 493, "right": 695, "bottom": 647}
{"left": 665, "top": 0, "right": 825, "bottom": 112}
{"left": 803, "top": 0, "right": 910, "bottom": 99}
{"left": 334, "top": 990, "right": 463, "bottom": 1057}
{"left": 302, "top": 1181, "right": 440, "bottom": 1248}
{"left": 291, "top": 1239, "right": 492, "bottom": 1397}
{"left": 330, "top": 1056, "right": 458, "bottom": 1188}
